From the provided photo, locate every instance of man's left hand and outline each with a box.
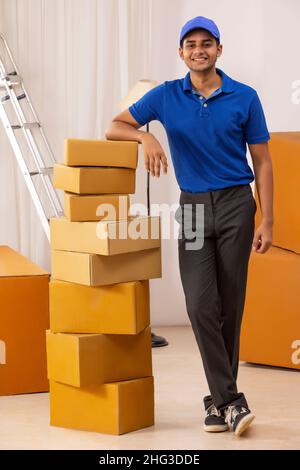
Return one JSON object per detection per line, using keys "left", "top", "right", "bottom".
{"left": 252, "top": 222, "right": 273, "bottom": 253}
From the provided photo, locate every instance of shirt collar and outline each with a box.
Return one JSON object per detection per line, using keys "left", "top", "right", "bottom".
{"left": 183, "top": 68, "right": 236, "bottom": 94}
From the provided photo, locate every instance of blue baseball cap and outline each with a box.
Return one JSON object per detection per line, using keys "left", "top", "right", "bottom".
{"left": 180, "top": 16, "right": 220, "bottom": 46}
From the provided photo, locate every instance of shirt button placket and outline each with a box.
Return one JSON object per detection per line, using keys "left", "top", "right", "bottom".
{"left": 200, "top": 98, "right": 209, "bottom": 117}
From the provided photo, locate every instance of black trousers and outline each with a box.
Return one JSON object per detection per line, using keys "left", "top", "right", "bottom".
{"left": 177, "top": 184, "right": 257, "bottom": 411}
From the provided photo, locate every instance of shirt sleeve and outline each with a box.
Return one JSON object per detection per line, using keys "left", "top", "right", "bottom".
{"left": 245, "top": 92, "right": 270, "bottom": 144}
{"left": 128, "top": 83, "right": 165, "bottom": 126}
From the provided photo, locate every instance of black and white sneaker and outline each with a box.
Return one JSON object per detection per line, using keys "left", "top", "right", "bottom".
{"left": 203, "top": 404, "right": 229, "bottom": 432}
{"left": 225, "top": 405, "right": 255, "bottom": 436}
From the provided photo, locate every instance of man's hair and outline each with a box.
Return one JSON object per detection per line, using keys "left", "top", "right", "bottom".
{"left": 180, "top": 29, "right": 220, "bottom": 48}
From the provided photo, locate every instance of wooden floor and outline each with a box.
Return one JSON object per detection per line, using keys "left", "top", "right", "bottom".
{"left": 1, "top": 326, "right": 300, "bottom": 450}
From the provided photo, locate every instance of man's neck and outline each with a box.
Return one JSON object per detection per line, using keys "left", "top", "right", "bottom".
{"left": 190, "top": 68, "right": 222, "bottom": 96}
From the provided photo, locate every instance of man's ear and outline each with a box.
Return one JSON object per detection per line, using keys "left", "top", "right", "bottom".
{"left": 216, "top": 44, "right": 223, "bottom": 58}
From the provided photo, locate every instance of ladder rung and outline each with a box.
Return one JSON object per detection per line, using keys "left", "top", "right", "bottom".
{"left": 1, "top": 93, "right": 26, "bottom": 102}
{"left": 29, "top": 167, "right": 53, "bottom": 176}
{"left": 11, "top": 122, "right": 40, "bottom": 130}
{"left": 5, "top": 73, "right": 22, "bottom": 84}
{"left": 47, "top": 210, "right": 64, "bottom": 221}
{"left": 23, "top": 122, "right": 40, "bottom": 129}
{"left": 0, "top": 80, "right": 22, "bottom": 88}
{"left": 0, "top": 79, "right": 22, "bottom": 88}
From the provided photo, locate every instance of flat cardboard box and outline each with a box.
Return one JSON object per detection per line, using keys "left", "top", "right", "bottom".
{"left": 240, "top": 246, "right": 300, "bottom": 369}
{"left": 64, "top": 193, "right": 130, "bottom": 222}
{"left": 50, "top": 376, "right": 154, "bottom": 435}
{"left": 50, "top": 279, "right": 150, "bottom": 334}
{"left": 51, "top": 248, "right": 161, "bottom": 286}
{"left": 53, "top": 164, "right": 135, "bottom": 194}
{"left": 46, "top": 326, "right": 152, "bottom": 387}
{"left": 255, "top": 131, "right": 300, "bottom": 254}
{"left": 50, "top": 216, "right": 160, "bottom": 255}
{"left": 0, "top": 246, "right": 49, "bottom": 395}
{"left": 64, "top": 138, "right": 138, "bottom": 168}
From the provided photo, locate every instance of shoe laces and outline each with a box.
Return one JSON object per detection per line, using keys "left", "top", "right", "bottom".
{"left": 206, "top": 404, "right": 221, "bottom": 417}
{"left": 225, "top": 405, "right": 248, "bottom": 424}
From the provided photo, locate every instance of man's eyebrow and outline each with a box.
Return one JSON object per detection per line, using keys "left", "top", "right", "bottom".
{"left": 185, "top": 38, "right": 213, "bottom": 44}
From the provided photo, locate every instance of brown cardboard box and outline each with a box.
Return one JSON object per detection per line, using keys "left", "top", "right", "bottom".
{"left": 50, "top": 216, "right": 160, "bottom": 255}
{"left": 53, "top": 164, "right": 135, "bottom": 194}
{"left": 64, "top": 138, "right": 138, "bottom": 168}
{"left": 64, "top": 193, "right": 130, "bottom": 222}
{"left": 50, "top": 279, "right": 150, "bottom": 334}
{"left": 46, "top": 326, "right": 152, "bottom": 387}
{"left": 255, "top": 131, "right": 300, "bottom": 254}
{"left": 0, "top": 246, "right": 49, "bottom": 395}
{"left": 240, "top": 246, "right": 300, "bottom": 369}
{"left": 50, "top": 376, "right": 154, "bottom": 435}
{"left": 51, "top": 248, "right": 161, "bottom": 286}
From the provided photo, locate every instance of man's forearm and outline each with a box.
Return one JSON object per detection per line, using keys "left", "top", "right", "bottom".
{"left": 105, "top": 121, "right": 147, "bottom": 143}
{"left": 254, "top": 160, "right": 274, "bottom": 225}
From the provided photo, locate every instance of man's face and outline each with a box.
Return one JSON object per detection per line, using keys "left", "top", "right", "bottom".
{"left": 179, "top": 29, "right": 222, "bottom": 73}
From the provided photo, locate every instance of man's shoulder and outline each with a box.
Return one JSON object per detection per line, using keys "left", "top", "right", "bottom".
{"left": 145, "top": 80, "right": 177, "bottom": 94}
{"left": 229, "top": 75, "right": 258, "bottom": 98}
{"left": 162, "top": 78, "right": 184, "bottom": 89}
{"left": 165, "top": 77, "right": 184, "bottom": 84}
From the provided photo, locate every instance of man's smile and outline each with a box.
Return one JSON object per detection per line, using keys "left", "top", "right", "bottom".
{"left": 192, "top": 58, "right": 208, "bottom": 63}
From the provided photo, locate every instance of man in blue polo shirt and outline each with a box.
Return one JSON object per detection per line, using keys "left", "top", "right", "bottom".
{"left": 105, "top": 16, "right": 273, "bottom": 437}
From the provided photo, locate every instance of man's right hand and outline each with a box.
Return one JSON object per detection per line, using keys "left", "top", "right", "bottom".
{"left": 140, "top": 133, "right": 168, "bottom": 177}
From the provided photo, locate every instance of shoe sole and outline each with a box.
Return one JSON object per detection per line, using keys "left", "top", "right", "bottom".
{"left": 234, "top": 413, "right": 255, "bottom": 436}
{"left": 203, "top": 423, "right": 229, "bottom": 433}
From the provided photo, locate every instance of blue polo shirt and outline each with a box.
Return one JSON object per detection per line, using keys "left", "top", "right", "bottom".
{"left": 128, "top": 68, "right": 270, "bottom": 193}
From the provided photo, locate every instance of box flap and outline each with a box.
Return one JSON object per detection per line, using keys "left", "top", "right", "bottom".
{"left": 0, "top": 246, "right": 49, "bottom": 277}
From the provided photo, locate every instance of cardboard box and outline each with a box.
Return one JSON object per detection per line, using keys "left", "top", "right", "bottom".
{"left": 53, "top": 164, "right": 135, "bottom": 194}
{"left": 64, "top": 193, "right": 130, "bottom": 222}
{"left": 46, "top": 326, "right": 152, "bottom": 387}
{"left": 0, "top": 246, "right": 49, "bottom": 395}
{"left": 50, "top": 279, "right": 149, "bottom": 334}
{"left": 240, "top": 246, "right": 300, "bottom": 369}
{"left": 51, "top": 248, "right": 161, "bottom": 286}
{"left": 64, "top": 138, "right": 138, "bottom": 168}
{"left": 255, "top": 131, "right": 300, "bottom": 254}
{"left": 50, "top": 216, "right": 160, "bottom": 255}
{"left": 50, "top": 376, "right": 154, "bottom": 435}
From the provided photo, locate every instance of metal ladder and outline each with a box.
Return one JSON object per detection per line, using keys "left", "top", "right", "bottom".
{"left": 0, "top": 33, "right": 63, "bottom": 241}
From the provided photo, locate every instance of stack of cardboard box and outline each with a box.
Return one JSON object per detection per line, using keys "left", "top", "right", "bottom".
{"left": 47, "top": 138, "right": 162, "bottom": 434}
{"left": 240, "top": 132, "right": 300, "bottom": 370}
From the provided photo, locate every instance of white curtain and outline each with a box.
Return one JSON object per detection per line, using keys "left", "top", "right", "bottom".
{"left": 0, "top": 0, "right": 299, "bottom": 325}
